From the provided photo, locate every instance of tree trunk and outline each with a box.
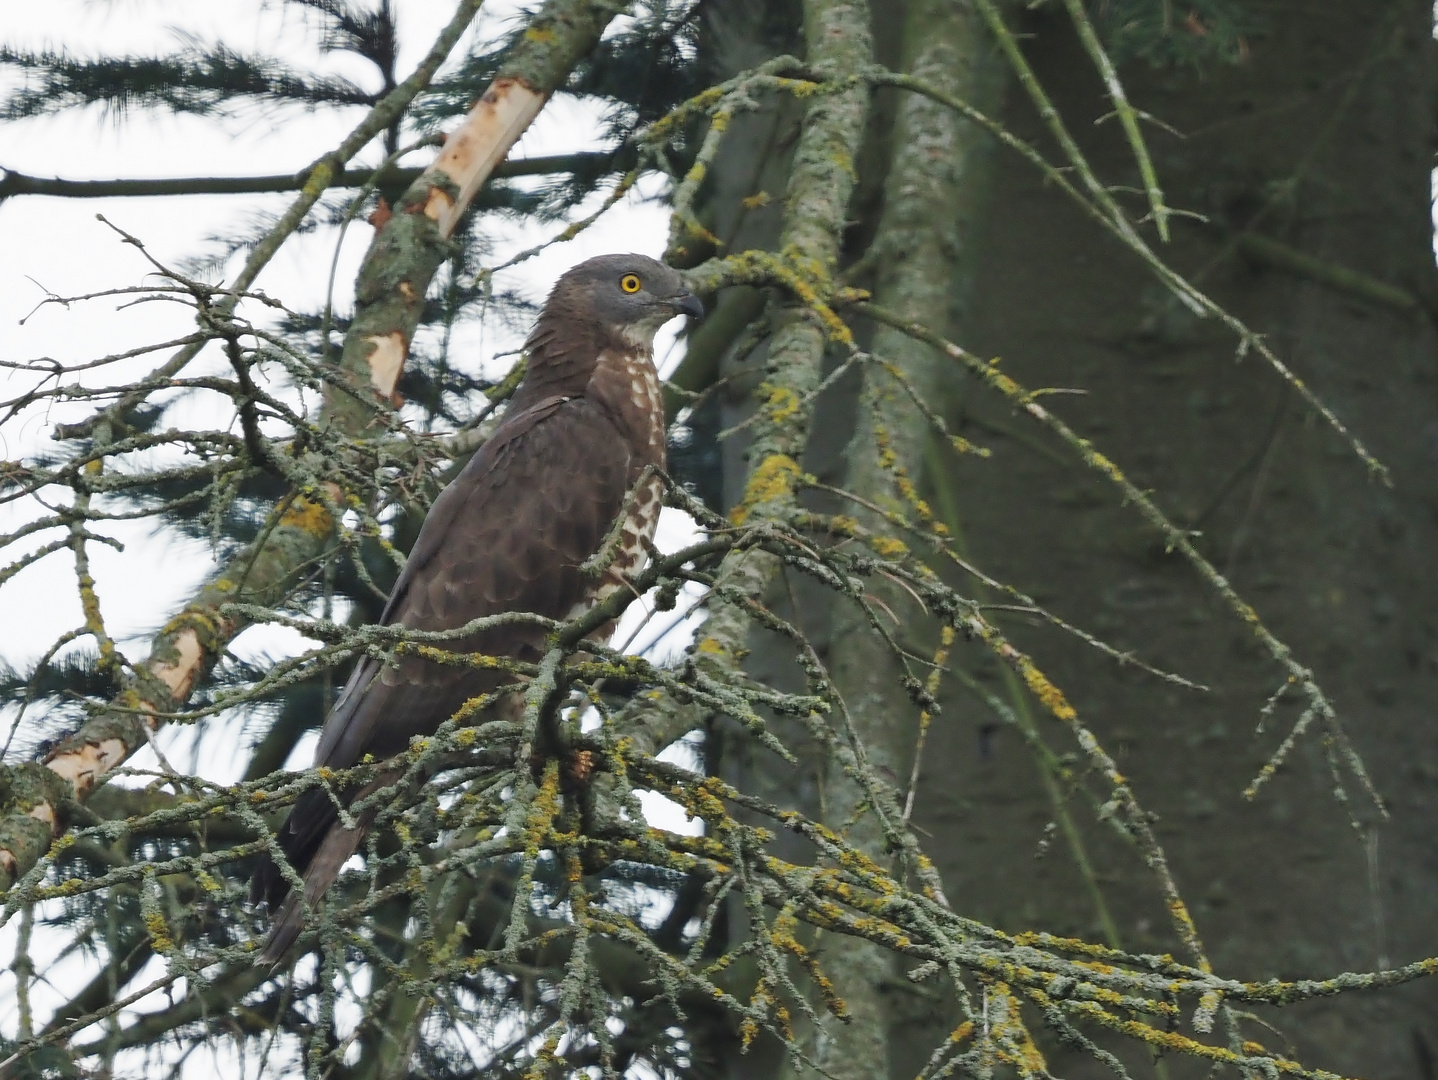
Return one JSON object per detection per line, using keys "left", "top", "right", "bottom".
{"left": 910, "top": 0, "right": 1438, "bottom": 1074}
{"left": 819, "top": 0, "right": 1007, "bottom": 1075}
{"left": 697, "top": 0, "right": 1010, "bottom": 1073}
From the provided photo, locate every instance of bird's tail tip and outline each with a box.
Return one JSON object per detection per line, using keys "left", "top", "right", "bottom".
{"left": 256, "top": 897, "right": 304, "bottom": 968}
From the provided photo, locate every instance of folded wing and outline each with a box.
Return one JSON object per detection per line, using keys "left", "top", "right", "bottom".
{"left": 252, "top": 394, "right": 635, "bottom": 960}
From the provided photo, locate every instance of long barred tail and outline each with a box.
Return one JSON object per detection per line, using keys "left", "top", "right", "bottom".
{"left": 251, "top": 766, "right": 414, "bottom": 966}
{"left": 257, "top": 817, "right": 369, "bottom": 966}
{"left": 251, "top": 783, "right": 371, "bottom": 967}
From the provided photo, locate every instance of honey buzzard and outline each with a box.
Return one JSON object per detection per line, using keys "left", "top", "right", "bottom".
{"left": 252, "top": 254, "right": 702, "bottom": 963}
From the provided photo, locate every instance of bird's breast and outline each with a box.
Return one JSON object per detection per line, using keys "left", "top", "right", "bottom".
{"left": 590, "top": 347, "right": 667, "bottom": 462}
{"left": 564, "top": 470, "right": 665, "bottom": 625}
{"left": 567, "top": 347, "right": 669, "bottom": 626}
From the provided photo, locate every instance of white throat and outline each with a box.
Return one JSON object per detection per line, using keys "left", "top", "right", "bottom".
{"left": 618, "top": 322, "right": 660, "bottom": 352}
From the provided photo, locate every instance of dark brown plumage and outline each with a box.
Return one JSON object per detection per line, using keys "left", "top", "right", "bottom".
{"left": 251, "top": 254, "right": 701, "bottom": 964}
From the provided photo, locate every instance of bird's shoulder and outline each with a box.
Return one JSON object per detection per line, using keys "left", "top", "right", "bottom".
{"left": 311, "top": 394, "right": 636, "bottom": 767}
{"left": 382, "top": 392, "right": 635, "bottom": 628}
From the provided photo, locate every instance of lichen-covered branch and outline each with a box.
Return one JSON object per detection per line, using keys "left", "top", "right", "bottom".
{"left": 1, "top": 3, "right": 1428, "bottom": 1075}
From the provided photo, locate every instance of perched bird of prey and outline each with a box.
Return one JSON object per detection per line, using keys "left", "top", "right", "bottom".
{"left": 251, "top": 253, "right": 702, "bottom": 964}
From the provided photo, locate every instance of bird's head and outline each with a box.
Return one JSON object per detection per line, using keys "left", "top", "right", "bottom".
{"left": 546, "top": 253, "right": 704, "bottom": 350}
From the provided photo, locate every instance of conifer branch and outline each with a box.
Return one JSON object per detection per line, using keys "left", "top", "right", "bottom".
{"left": 0, "top": 153, "right": 614, "bottom": 205}
{"left": 1, "top": 3, "right": 1429, "bottom": 1075}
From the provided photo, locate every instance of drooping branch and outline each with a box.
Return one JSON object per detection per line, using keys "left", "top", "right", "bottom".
{"left": 870, "top": 60, "right": 1392, "bottom": 482}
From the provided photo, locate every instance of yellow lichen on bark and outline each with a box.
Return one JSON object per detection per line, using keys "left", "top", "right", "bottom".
{"left": 279, "top": 487, "right": 340, "bottom": 536}
{"left": 730, "top": 454, "right": 803, "bottom": 524}
{"left": 1016, "top": 657, "right": 1077, "bottom": 722}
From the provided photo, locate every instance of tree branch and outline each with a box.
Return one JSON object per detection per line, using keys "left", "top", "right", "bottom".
{"left": 1235, "top": 229, "right": 1421, "bottom": 314}
{"left": 325, "top": 0, "right": 637, "bottom": 430}
{"left": 0, "top": 153, "right": 615, "bottom": 204}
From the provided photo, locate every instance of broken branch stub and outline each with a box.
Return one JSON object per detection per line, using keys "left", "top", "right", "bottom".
{"left": 332, "top": 0, "right": 629, "bottom": 429}
{"left": 424, "top": 77, "right": 548, "bottom": 238}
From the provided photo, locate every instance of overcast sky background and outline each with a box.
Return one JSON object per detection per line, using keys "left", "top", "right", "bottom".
{"left": 0, "top": 2, "right": 703, "bottom": 1061}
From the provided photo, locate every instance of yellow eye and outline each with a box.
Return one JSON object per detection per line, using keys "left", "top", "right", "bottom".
{"left": 619, "top": 273, "right": 642, "bottom": 294}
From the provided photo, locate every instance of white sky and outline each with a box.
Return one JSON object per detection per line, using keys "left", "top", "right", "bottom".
{"left": 0, "top": 2, "right": 705, "bottom": 1065}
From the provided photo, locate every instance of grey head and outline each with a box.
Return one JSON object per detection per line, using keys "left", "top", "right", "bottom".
{"left": 543, "top": 253, "right": 703, "bottom": 350}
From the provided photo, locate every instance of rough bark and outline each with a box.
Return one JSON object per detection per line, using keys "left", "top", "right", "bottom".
{"left": 819, "top": 1, "right": 1006, "bottom": 1074}
{"left": 695, "top": 0, "right": 881, "bottom": 1074}
{"left": 764, "top": 15, "right": 881, "bottom": 1078}
{"left": 692, "top": 0, "right": 874, "bottom": 685}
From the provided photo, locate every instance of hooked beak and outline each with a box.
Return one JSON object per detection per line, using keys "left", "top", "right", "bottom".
{"left": 671, "top": 291, "right": 704, "bottom": 320}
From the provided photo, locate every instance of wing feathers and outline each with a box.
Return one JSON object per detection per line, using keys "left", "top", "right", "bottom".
{"left": 311, "top": 395, "right": 630, "bottom": 771}
{"left": 255, "top": 352, "right": 666, "bottom": 962}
